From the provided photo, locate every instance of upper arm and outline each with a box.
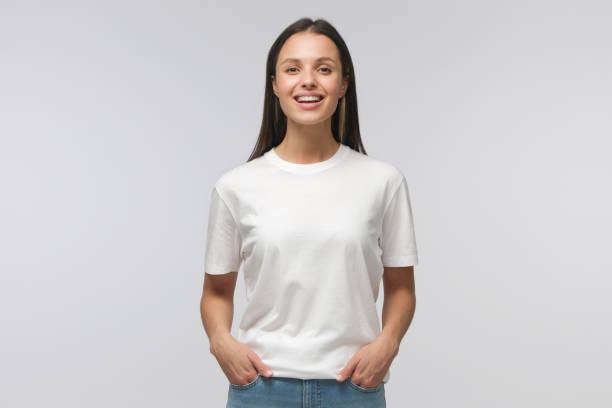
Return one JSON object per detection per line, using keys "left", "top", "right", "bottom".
{"left": 380, "top": 173, "right": 418, "bottom": 295}
{"left": 203, "top": 186, "right": 243, "bottom": 286}
{"left": 379, "top": 175, "right": 418, "bottom": 268}
{"left": 203, "top": 271, "right": 238, "bottom": 298}
{"left": 383, "top": 265, "right": 415, "bottom": 295}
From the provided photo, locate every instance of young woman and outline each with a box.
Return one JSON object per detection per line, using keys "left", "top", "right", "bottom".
{"left": 201, "top": 17, "right": 419, "bottom": 408}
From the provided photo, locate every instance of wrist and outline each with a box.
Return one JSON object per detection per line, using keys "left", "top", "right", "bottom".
{"left": 379, "top": 331, "right": 400, "bottom": 356}
{"left": 209, "top": 331, "right": 233, "bottom": 355}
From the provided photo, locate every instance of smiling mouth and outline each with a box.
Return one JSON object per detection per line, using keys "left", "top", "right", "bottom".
{"left": 294, "top": 96, "right": 325, "bottom": 103}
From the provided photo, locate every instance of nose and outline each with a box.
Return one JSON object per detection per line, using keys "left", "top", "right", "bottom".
{"left": 300, "top": 71, "right": 317, "bottom": 88}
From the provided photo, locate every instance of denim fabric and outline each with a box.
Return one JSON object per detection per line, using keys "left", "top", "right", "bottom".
{"left": 226, "top": 374, "right": 385, "bottom": 408}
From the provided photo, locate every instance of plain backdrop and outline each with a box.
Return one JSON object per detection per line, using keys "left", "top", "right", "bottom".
{"left": 1, "top": 0, "right": 610, "bottom": 407}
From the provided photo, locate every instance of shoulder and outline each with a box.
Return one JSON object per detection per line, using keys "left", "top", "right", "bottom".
{"left": 212, "top": 153, "right": 268, "bottom": 200}
{"left": 345, "top": 146, "right": 405, "bottom": 189}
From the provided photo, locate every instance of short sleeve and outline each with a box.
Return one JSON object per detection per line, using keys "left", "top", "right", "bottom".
{"left": 380, "top": 176, "right": 419, "bottom": 267}
{"left": 204, "top": 186, "right": 242, "bottom": 275}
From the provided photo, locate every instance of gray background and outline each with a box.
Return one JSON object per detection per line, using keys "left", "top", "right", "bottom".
{"left": 1, "top": 0, "right": 610, "bottom": 407}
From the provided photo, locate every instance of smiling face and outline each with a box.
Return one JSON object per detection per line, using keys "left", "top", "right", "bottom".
{"left": 272, "top": 31, "right": 348, "bottom": 126}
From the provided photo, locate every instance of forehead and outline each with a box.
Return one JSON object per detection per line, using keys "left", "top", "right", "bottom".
{"left": 277, "top": 32, "right": 340, "bottom": 65}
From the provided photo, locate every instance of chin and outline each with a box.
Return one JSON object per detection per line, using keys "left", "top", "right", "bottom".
{"left": 288, "top": 111, "right": 335, "bottom": 126}
{"left": 289, "top": 117, "right": 330, "bottom": 126}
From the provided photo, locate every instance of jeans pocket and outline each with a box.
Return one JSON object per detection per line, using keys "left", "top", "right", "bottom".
{"left": 229, "top": 373, "right": 261, "bottom": 390}
{"left": 348, "top": 377, "right": 383, "bottom": 393}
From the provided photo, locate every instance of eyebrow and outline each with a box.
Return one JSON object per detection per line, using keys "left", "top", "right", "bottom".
{"left": 279, "top": 57, "right": 337, "bottom": 65}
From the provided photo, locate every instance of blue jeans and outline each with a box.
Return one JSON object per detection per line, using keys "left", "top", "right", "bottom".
{"left": 226, "top": 374, "right": 386, "bottom": 408}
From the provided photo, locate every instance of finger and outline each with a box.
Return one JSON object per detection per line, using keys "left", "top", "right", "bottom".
{"left": 336, "top": 353, "right": 360, "bottom": 382}
{"left": 247, "top": 351, "right": 274, "bottom": 377}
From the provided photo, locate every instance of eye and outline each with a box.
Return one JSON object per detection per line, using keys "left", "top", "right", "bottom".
{"left": 286, "top": 67, "right": 298, "bottom": 73}
{"left": 320, "top": 67, "right": 332, "bottom": 73}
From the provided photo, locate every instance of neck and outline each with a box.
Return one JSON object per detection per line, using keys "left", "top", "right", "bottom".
{"left": 275, "top": 118, "right": 339, "bottom": 164}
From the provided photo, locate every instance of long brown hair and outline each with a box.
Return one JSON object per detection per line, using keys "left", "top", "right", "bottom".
{"left": 246, "top": 17, "right": 367, "bottom": 162}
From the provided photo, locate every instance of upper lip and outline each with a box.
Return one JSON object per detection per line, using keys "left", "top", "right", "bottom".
{"left": 294, "top": 93, "right": 325, "bottom": 99}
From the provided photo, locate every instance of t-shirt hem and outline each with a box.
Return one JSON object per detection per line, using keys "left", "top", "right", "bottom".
{"left": 382, "top": 253, "right": 418, "bottom": 267}
{"left": 205, "top": 262, "right": 240, "bottom": 275}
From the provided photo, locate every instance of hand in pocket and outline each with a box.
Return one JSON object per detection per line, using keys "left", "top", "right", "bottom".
{"left": 210, "top": 332, "right": 274, "bottom": 385}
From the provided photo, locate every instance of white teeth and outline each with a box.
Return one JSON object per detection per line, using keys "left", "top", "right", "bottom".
{"left": 297, "top": 96, "right": 322, "bottom": 102}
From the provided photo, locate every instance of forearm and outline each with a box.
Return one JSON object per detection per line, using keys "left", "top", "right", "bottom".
{"left": 380, "top": 288, "right": 416, "bottom": 352}
{"left": 200, "top": 291, "right": 234, "bottom": 354}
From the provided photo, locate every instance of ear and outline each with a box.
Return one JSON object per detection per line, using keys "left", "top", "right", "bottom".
{"left": 340, "top": 75, "right": 349, "bottom": 98}
{"left": 271, "top": 75, "right": 278, "bottom": 97}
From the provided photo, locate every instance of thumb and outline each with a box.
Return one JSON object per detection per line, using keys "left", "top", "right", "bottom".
{"left": 336, "top": 354, "right": 359, "bottom": 382}
{"left": 248, "top": 352, "right": 274, "bottom": 377}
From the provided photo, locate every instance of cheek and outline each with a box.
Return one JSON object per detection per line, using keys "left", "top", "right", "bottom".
{"left": 321, "top": 78, "right": 342, "bottom": 96}
{"left": 276, "top": 77, "right": 297, "bottom": 94}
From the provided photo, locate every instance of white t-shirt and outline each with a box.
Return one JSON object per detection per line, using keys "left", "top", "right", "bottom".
{"left": 204, "top": 143, "right": 418, "bottom": 384}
